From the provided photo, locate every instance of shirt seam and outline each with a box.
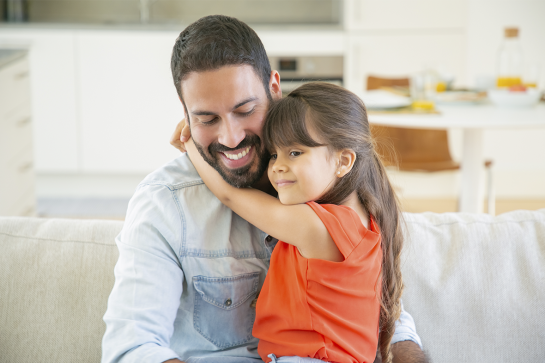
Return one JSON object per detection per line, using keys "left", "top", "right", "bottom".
{"left": 138, "top": 179, "right": 204, "bottom": 192}
{"left": 168, "top": 186, "right": 186, "bottom": 257}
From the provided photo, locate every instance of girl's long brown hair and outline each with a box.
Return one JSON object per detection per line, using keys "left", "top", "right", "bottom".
{"left": 263, "top": 82, "right": 404, "bottom": 363}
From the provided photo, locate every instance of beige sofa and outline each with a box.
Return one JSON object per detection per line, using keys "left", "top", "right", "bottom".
{"left": 1, "top": 210, "right": 544, "bottom": 362}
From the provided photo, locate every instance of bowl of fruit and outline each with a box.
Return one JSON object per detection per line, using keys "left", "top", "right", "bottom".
{"left": 488, "top": 86, "right": 542, "bottom": 108}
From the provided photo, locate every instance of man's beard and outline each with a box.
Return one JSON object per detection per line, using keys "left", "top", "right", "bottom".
{"left": 193, "top": 134, "right": 269, "bottom": 188}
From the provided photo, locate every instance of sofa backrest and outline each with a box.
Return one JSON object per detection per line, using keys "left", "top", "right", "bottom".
{"left": 0, "top": 217, "right": 123, "bottom": 363}
{"left": 401, "top": 209, "right": 545, "bottom": 362}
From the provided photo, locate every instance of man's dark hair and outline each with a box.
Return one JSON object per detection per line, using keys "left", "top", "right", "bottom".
{"left": 171, "top": 15, "right": 272, "bottom": 119}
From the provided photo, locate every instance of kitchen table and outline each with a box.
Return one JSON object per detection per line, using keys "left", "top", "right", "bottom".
{"left": 367, "top": 103, "right": 545, "bottom": 213}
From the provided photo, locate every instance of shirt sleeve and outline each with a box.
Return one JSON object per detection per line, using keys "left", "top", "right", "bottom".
{"left": 102, "top": 183, "right": 184, "bottom": 363}
{"left": 390, "top": 299, "right": 423, "bottom": 349}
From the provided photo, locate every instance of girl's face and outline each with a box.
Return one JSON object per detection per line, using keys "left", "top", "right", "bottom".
{"left": 267, "top": 137, "right": 339, "bottom": 205}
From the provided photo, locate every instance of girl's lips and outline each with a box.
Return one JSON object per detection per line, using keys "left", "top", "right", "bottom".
{"left": 275, "top": 179, "right": 295, "bottom": 188}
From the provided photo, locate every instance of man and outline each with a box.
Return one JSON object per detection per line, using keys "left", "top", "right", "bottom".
{"left": 102, "top": 15, "right": 427, "bottom": 363}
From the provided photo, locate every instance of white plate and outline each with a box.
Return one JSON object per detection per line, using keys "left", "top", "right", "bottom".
{"left": 435, "top": 91, "right": 487, "bottom": 105}
{"left": 357, "top": 90, "right": 411, "bottom": 109}
{"left": 488, "top": 88, "right": 541, "bottom": 108}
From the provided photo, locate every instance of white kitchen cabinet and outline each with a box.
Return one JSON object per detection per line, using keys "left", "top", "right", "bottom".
{"left": 344, "top": 32, "right": 466, "bottom": 93}
{"left": 0, "top": 53, "right": 35, "bottom": 216}
{"left": 344, "top": 0, "right": 468, "bottom": 31}
{"left": 257, "top": 29, "right": 345, "bottom": 56}
{"left": 76, "top": 30, "right": 183, "bottom": 173}
{"left": 0, "top": 29, "right": 79, "bottom": 173}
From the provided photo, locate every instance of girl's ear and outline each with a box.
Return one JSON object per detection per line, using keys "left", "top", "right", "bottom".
{"left": 337, "top": 149, "right": 357, "bottom": 178}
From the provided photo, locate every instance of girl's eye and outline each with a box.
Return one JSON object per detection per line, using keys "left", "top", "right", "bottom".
{"left": 270, "top": 154, "right": 277, "bottom": 160}
{"left": 289, "top": 151, "right": 302, "bottom": 157}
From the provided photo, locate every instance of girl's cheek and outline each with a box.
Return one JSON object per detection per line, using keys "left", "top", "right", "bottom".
{"left": 267, "top": 164, "right": 275, "bottom": 183}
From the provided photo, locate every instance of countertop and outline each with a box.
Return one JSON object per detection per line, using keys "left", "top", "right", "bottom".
{"left": 0, "top": 22, "right": 343, "bottom": 33}
{"left": 0, "top": 49, "right": 27, "bottom": 69}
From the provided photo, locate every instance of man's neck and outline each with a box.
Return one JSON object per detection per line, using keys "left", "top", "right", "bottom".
{"left": 252, "top": 173, "right": 277, "bottom": 196}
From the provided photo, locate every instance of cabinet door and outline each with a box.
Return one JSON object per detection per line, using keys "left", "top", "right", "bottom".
{"left": 0, "top": 30, "right": 79, "bottom": 173}
{"left": 258, "top": 30, "right": 345, "bottom": 56}
{"left": 77, "top": 30, "right": 183, "bottom": 174}
{"left": 345, "top": 32, "right": 466, "bottom": 93}
{"left": 344, "top": 0, "right": 467, "bottom": 30}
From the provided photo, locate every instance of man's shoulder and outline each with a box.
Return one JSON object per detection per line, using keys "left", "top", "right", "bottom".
{"left": 138, "top": 153, "right": 203, "bottom": 191}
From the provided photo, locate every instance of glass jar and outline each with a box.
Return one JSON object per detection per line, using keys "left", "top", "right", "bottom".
{"left": 496, "top": 27, "right": 523, "bottom": 88}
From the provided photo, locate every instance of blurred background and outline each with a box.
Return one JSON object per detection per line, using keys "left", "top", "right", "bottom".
{"left": 0, "top": 0, "right": 544, "bottom": 219}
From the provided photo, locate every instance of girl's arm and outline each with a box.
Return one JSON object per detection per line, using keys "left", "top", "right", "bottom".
{"left": 186, "top": 140, "right": 343, "bottom": 262}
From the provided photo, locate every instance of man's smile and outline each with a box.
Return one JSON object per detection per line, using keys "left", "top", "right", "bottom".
{"left": 218, "top": 146, "right": 254, "bottom": 169}
{"left": 221, "top": 146, "right": 251, "bottom": 160}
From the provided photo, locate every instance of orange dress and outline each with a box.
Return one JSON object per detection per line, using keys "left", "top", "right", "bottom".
{"left": 253, "top": 202, "right": 382, "bottom": 363}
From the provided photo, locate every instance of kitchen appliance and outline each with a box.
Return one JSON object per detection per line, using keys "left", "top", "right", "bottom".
{"left": 268, "top": 56, "right": 343, "bottom": 95}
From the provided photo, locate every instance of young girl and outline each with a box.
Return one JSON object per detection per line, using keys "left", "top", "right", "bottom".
{"left": 186, "top": 82, "right": 403, "bottom": 363}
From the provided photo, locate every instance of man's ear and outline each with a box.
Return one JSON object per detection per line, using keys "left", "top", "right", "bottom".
{"left": 337, "top": 149, "right": 357, "bottom": 177}
{"left": 269, "top": 70, "right": 282, "bottom": 100}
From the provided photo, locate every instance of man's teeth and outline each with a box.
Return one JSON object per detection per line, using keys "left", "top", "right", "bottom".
{"left": 224, "top": 146, "right": 251, "bottom": 160}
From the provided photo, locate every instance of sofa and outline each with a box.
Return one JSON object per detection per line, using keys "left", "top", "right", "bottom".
{"left": 1, "top": 210, "right": 544, "bottom": 363}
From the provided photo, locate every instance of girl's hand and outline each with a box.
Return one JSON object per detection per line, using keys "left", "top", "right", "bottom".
{"left": 185, "top": 137, "right": 216, "bottom": 182}
{"left": 170, "top": 118, "right": 191, "bottom": 153}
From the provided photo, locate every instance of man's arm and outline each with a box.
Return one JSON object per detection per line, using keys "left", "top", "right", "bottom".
{"left": 102, "top": 183, "right": 184, "bottom": 363}
{"left": 377, "top": 301, "right": 429, "bottom": 363}
{"left": 391, "top": 341, "right": 429, "bottom": 363}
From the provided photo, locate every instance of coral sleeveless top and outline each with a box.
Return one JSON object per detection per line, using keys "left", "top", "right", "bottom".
{"left": 253, "top": 202, "right": 382, "bottom": 363}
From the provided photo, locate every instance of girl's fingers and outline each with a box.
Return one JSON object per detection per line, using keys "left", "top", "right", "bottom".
{"left": 180, "top": 121, "right": 191, "bottom": 142}
{"left": 170, "top": 119, "right": 187, "bottom": 153}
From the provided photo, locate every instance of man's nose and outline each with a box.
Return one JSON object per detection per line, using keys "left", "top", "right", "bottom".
{"left": 217, "top": 118, "right": 246, "bottom": 149}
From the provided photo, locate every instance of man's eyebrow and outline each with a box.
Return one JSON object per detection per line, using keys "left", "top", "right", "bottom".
{"left": 232, "top": 97, "right": 258, "bottom": 110}
{"left": 191, "top": 110, "right": 216, "bottom": 116}
{"left": 191, "top": 97, "right": 258, "bottom": 116}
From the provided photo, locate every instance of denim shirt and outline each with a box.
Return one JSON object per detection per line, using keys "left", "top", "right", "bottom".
{"left": 102, "top": 154, "right": 422, "bottom": 363}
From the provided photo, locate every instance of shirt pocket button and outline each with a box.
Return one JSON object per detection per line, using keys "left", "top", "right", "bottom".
{"left": 225, "top": 298, "right": 232, "bottom": 307}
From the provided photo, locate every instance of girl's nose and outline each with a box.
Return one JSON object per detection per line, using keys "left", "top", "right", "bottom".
{"left": 271, "top": 157, "right": 288, "bottom": 173}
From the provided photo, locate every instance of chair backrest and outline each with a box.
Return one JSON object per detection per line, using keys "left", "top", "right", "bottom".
{"left": 367, "top": 75, "right": 410, "bottom": 90}
{"left": 366, "top": 75, "right": 457, "bottom": 172}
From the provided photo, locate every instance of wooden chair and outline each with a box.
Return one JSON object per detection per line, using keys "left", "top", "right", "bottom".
{"left": 367, "top": 76, "right": 495, "bottom": 214}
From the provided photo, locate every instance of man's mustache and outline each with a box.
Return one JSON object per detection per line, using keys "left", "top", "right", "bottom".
{"left": 208, "top": 135, "right": 261, "bottom": 154}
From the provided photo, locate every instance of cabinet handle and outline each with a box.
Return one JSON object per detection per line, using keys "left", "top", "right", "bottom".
{"left": 17, "top": 117, "right": 31, "bottom": 127}
{"left": 15, "top": 71, "right": 29, "bottom": 80}
{"left": 19, "top": 162, "right": 33, "bottom": 173}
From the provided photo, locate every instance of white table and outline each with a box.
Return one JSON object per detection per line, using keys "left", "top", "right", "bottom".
{"left": 367, "top": 103, "right": 545, "bottom": 213}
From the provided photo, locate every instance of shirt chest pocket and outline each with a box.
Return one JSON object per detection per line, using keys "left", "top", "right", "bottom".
{"left": 193, "top": 272, "right": 260, "bottom": 349}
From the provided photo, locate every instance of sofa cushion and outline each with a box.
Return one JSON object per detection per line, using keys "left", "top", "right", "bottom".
{"left": 0, "top": 217, "right": 123, "bottom": 363}
{"left": 401, "top": 209, "right": 545, "bottom": 363}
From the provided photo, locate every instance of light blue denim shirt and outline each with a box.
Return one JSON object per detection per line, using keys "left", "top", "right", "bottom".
{"left": 102, "top": 154, "right": 422, "bottom": 363}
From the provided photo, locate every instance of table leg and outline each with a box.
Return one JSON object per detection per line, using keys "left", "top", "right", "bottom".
{"left": 460, "top": 128, "right": 484, "bottom": 213}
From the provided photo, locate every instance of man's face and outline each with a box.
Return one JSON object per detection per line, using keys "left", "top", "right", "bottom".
{"left": 181, "top": 65, "right": 280, "bottom": 187}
